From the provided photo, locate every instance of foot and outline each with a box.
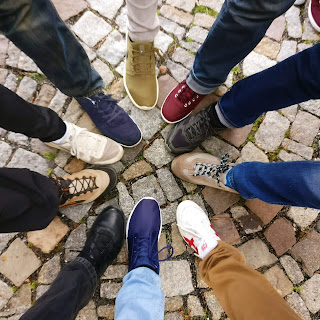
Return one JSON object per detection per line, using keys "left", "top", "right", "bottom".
{"left": 171, "top": 152, "right": 237, "bottom": 193}
{"left": 46, "top": 122, "right": 124, "bottom": 165}
{"left": 124, "top": 35, "right": 159, "bottom": 110}
{"left": 127, "top": 197, "right": 172, "bottom": 274}
{"left": 79, "top": 206, "right": 125, "bottom": 277}
{"left": 308, "top": 0, "right": 320, "bottom": 32}
{"left": 50, "top": 168, "right": 117, "bottom": 208}
{"left": 176, "top": 200, "right": 220, "bottom": 259}
{"left": 76, "top": 93, "right": 142, "bottom": 147}
{"left": 161, "top": 80, "right": 205, "bottom": 124}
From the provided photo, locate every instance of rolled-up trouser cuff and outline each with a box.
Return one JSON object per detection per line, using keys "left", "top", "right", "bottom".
{"left": 74, "top": 257, "right": 97, "bottom": 289}
{"left": 186, "top": 69, "right": 219, "bottom": 95}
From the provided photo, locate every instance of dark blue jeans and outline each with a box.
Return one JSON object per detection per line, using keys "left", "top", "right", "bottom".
{"left": 187, "top": 0, "right": 295, "bottom": 94}
{"left": 0, "top": 0, "right": 103, "bottom": 97}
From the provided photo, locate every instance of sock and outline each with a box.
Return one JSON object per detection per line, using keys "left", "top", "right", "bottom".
{"left": 208, "top": 104, "right": 228, "bottom": 129}
{"left": 225, "top": 168, "right": 233, "bottom": 189}
{"left": 52, "top": 121, "right": 72, "bottom": 145}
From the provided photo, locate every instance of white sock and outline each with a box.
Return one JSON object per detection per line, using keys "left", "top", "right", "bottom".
{"left": 52, "top": 121, "right": 72, "bottom": 145}
{"left": 215, "top": 104, "right": 234, "bottom": 129}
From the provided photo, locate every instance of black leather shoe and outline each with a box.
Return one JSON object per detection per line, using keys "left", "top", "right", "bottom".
{"left": 79, "top": 206, "right": 125, "bottom": 277}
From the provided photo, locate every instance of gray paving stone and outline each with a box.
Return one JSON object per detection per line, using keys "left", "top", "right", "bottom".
{"left": 281, "top": 105, "right": 298, "bottom": 122}
{"left": 285, "top": 6, "right": 302, "bottom": 38}
{"left": 167, "top": 60, "right": 189, "bottom": 83}
{"left": 300, "top": 274, "right": 320, "bottom": 314}
{"left": 4, "top": 73, "right": 18, "bottom": 92}
{"left": 7, "top": 148, "right": 51, "bottom": 176}
{"left": 97, "top": 30, "right": 126, "bottom": 66}
{"left": 230, "top": 206, "right": 249, "bottom": 220}
{"left": 0, "top": 239, "right": 41, "bottom": 286}
{"left": 0, "top": 141, "right": 12, "bottom": 167}
{"left": 76, "top": 300, "right": 98, "bottom": 320}
{"left": 6, "top": 42, "right": 20, "bottom": 68}
{"left": 159, "top": 17, "right": 185, "bottom": 40}
{"left": 302, "top": 19, "right": 320, "bottom": 41}
{"left": 115, "top": 61, "right": 125, "bottom": 76}
{"left": 164, "top": 312, "right": 183, "bottom": 320}
{"left": 54, "top": 150, "right": 70, "bottom": 168}
{"left": 16, "top": 77, "right": 37, "bottom": 102}
{"left": 286, "top": 292, "right": 311, "bottom": 320}
{"left": 92, "top": 59, "right": 114, "bottom": 86}
{"left": 115, "top": 7, "right": 127, "bottom": 34}
{"left": 171, "top": 224, "right": 186, "bottom": 257}
{"left": 0, "top": 68, "right": 8, "bottom": 85}
{"left": 181, "top": 180, "right": 197, "bottom": 193}
{"left": 87, "top": 0, "right": 122, "bottom": 19}
{"left": 277, "top": 40, "right": 297, "bottom": 62}
{"left": 167, "top": 0, "right": 195, "bottom": 12}
{"left": 204, "top": 291, "right": 224, "bottom": 320}
{"left": 160, "top": 260, "right": 194, "bottom": 297}
{"left": 237, "top": 142, "right": 269, "bottom": 163}
{"left": 72, "top": 11, "right": 112, "bottom": 47}
{"left": 188, "top": 193, "right": 208, "bottom": 214}
{"left": 280, "top": 255, "right": 304, "bottom": 284}
{"left": 255, "top": 111, "right": 290, "bottom": 152}
{"left": 254, "top": 37, "right": 280, "bottom": 60}
{"left": 86, "top": 216, "right": 97, "bottom": 230}
{"left": 193, "top": 13, "right": 215, "bottom": 29}
{"left": 298, "top": 43, "right": 312, "bottom": 52}
{"left": 132, "top": 175, "right": 166, "bottom": 205}
{"left": 199, "top": 0, "right": 223, "bottom": 12}
{"left": 278, "top": 150, "right": 304, "bottom": 162}
{"left": 63, "top": 99, "right": 84, "bottom": 124}
{"left": 154, "top": 31, "right": 174, "bottom": 53}
{"left": 36, "top": 285, "right": 50, "bottom": 300}
{"left": 97, "top": 304, "right": 115, "bottom": 319}
{"left": 266, "top": 16, "right": 286, "bottom": 41}
{"left": 290, "top": 110, "right": 320, "bottom": 146}
{"left": 0, "top": 128, "right": 6, "bottom": 137}
{"left": 300, "top": 100, "right": 320, "bottom": 117}
{"left": 172, "top": 47, "right": 194, "bottom": 69}
{"left": 287, "top": 207, "right": 319, "bottom": 230}
{"left": 95, "top": 198, "right": 119, "bottom": 215}
{"left": 188, "top": 295, "right": 203, "bottom": 317}
{"left": 162, "top": 202, "right": 178, "bottom": 225}
{"left": 160, "top": 5, "right": 193, "bottom": 26}
{"left": 0, "top": 35, "right": 9, "bottom": 66}
{"left": 65, "top": 224, "right": 87, "bottom": 250}
{"left": 17, "top": 52, "right": 38, "bottom": 72}
{"left": 180, "top": 41, "right": 201, "bottom": 53}
{"left": 7, "top": 132, "right": 29, "bottom": 147}
{"left": 38, "top": 255, "right": 61, "bottom": 284}
{"left": 48, "top": 90, "right": 68, "bottom": 115}
{"left": 30, "top": 139, "right": 58, "bottom": 157}
{"left": 52, "top": 0, "right": 87, "bottom": 21}
{"left": 187, "top": 26, "right": 209, "bottom": 44}
{"left": 102, "top": 265, "right": 127, "bottom": 280}
{"left": 282, "top": 139, "right": 314, "bottom": 160}
{"left": 100, "top": 282, "right": 122, "bottom": 299}
{"left": 243, "top": 51, "right": 277, "bottom": 77}
{"left": 34, "top": 84, "right": 56, "bottom": 107}
{"left": 117, "top": 182, "right": 135, "bottom": 218}
{"left": 156, "top": 168, "right": 183, "bottom": 202}
{"left": 80, "top": 41, "right": 96, "bottom": 61}
{"left": 0, "top": 280, "right": 14, "bottom": 310}
{"left": 0, "top": 233, "right": 17, "bottom": 253}
{"left": 144, "top": 138, "right": 174, "bottom": 168}
{"left": 60, "top": 202, "right": 92, "bottom": 223}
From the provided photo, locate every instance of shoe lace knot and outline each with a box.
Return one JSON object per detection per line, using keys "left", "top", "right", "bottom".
{"left": 131, "top": 46, "right": 161, "bottom": 75}
{"left": 193, "top": 153, "right": 230, "bottom": 186}
{"left": 186, "top": 111, "right": 213, "bottom": 143}
{"left": 175, "top": 83, "right": 200, "bottom": 107}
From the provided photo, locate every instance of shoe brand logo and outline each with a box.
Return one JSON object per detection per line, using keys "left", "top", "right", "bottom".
{"left": 202, "top": 243, "right": 207, "bottom": 251}
{"left": 184, "top": 237, "right": 199, "bottom": 255}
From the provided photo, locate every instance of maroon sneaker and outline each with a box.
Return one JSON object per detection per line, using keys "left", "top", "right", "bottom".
{"left": 308, "top": 0, "right": 320, "bottom": 32}
{"left": 161, "top": 80, "right": 205, "bottom": 124}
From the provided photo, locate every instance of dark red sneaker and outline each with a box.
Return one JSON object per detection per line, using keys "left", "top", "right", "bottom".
{"left": 308, "top": 0, "right": 320, "bottom": 32}
{"left": 161, "top": 80, "right": 205, "bottom": 124}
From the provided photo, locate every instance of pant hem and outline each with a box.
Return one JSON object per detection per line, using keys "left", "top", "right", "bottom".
{"left": 75, "top": 86, "right": 105, "bottom": 99}
{"left": 74, "top": 257, "right": 97, "bottom": 288}
{"left": 186, "top": 69, "right": 218, "bottom": 94}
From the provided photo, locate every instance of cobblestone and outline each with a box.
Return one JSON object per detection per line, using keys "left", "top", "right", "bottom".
{"left": 266, "top": 16, "right": 286, "bottom": 41}
{"left": 264, "top": 265, "right": 292, "bottom": 297}
{"left": 160, "top": 5, "right": 193, "bottom": 26}
{"left": 188, "top": 295, "right": 203, "bottom": 317}
{"left": 280, "top": 255, "right": 304, "bottom": 284}
{"left": 300, "top": 99, "right": 320, "bottom": 117}
{"left": 167, "top": 60, "right": 189, "bottom": 83}
{"left": 193, "top": 13, "right": 215, "bottom": 29}
{"left": 254, "top": 37, "right": 280, "bottom": 60}
{"left": 87, "top": 0, "right": 122, "bottom": 19}
{"left": 286, "top": 292, "right": 311, "bottom": 320}
{"left": 285, "top": 6, "right": 302, "bottom": 39}
{"left": 157, "top": 168, "right": 183, "bottom": 202}
{"left": 287, "top": 207, "right": 319, "bottom": 229}
{"left": 144, "top": 138, "right": 174, "bottom": 168}
{"left": 277, "top": 40, "right": 297, "bottom": 62}
{"left": 282, "top": 138, "right": 314, "bottom": 160}
{"left": 237, "top": 141, "right": 269, "bottom": 163}
{"left": 16, "top": 77, "right": 37, "bottom": 102}
{"left": 154, "top": 31, "right": 174, "bottom": 53}
{"left": 172, "top": 47, "right": 194, "bottom": 69}
{"left": 52, "top": 0, "right": 87, "bottom": 21}
{"left": 281, "top": 105, "right": 298, "bottom": 122}
{"left": 7, "top": 132, "right": 28, "bottom": 147}
{"left": 204, "top": 292, "right": 224, "bottom": 320}
{"left": 300, "top": 274, "right": 320, "bottom": 314}
{"left": 117, "top": 182, "right": 134, "bottom": 217}
{"left": 243, "top": 52, "right": 277, "bottom": 77}
{"left": 0, "top": 142, "right": 12, "bottom": 167}
{"left": 159, "top": 17, "right": 185, "bottom": 41}
{"left": 92, "top": 59, "right": 114, "bottom": 87}
{"left": 38, "top": 255, "right": 61, "bottom": 284}
{"left": 187, "top": 26, "right": 209, "bottom": 44}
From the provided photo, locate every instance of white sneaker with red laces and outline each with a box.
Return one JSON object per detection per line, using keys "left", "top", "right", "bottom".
{"left": 176, "top": 200, "right": 221, "bottom": 259}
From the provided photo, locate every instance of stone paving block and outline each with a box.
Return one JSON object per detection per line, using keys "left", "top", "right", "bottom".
{"left": 204, "top": 291, "right": 224, "bottom": 320}
{"left": 34, "top": 84, "right": 56, "bottom": 107}
{"left": 116, "top": 7, "right": 127, "bottom": 34}
{"left": 108, "top": 78, "right": 125, "bottom": 101}
{"left": 264, "top": 218, "right": 296, "bottom": 256}
{"left": 238, "top": 214, "right": 263, "bottom": 234}
{"left": 286, "top": 292, "right": 311, "bottom": 320}
{"left": 159, "top": 17, "right": 185, "bottom": 40}
{"left": 0, "top": 141, "right": 12, "bottom": 167}
{"left": 264, "top": 265, "right": 292, "bottom": 297}
{"left": 277, "top": 40, "right": 297, "bottom": 62}
{"left": 165, "top": 312, "right": 184, "bottom": 320}
{"left": 285, "top": 6, "right": 302, "bottom": 38}
{"left": 230, "top": 206, "right": 249, "bottom": 220}
{"left": 122, "top": 160, "right": 152, "bottom": 181}
{"left": 6, "top": 42, "right": 20, "bottom": 68}
{"left": 195, "top": 259, "right": 209, "bottom": 289}
{"left": 243, "top": 52, "right": 276, "bottom": 77}
{"left": 255, "top": 111, "right": 290, "bottom": 152}
{"left": 245, "top": 198, "right": 282, "bottom": 225}
{"left": 171, "top": 224, "right": 185, "bottom": 257}
{"left": 300, "top": 274, "right": 320, "bottom": 314}
{"left": 92, "top": 59, "right": 114, "bottom": 87}
{"left": 115, "top": 61, "right": 125, "bottom": 76}
{"left": 280, "top": 255, "right": 304, "bottom": 284}
{"left": 0, "top": 280, "right": 14, "bottom": 310}
{"left": 65, "top": 224, "right": 86, "bottom": 251}
{"left": 236, "top": 141, "right": 269, "bottom": 163}
{"left": 291, "top": 110, "right": 320, "bottom": 146}
{"left": 27, "top": 217, "right": 69, "bottom": 254}
{"left": 300, "top": 99, "right": 320, "bottom": 117}
{"left": 87, "top": 0, "right": 122, "bottom": 19}
{"left": 266, "top": 16, "right": 286, "bottom": 41}
{"left": 287, "top": 207, "right": 319, "bottom": 229}
{"left": 132, "top": 175, "right": 166, "bottom": 205}
{"left": 282, "top": 138, "right": 314, "bottom": 160}
{"left": 144, "top": 139, "right": 174, "bottom": 168}
{"left": 180, "top": 41, "right": 201, "bottom": 53}
{"left": 160, "top": 5, "right": 193, "bottom": 27}
{"left": 202, "top": 187, "right": 240, "bottom": 215}
{"left": 97, "top": 30, "right": 126, "bottom": 66}
{"left": 181, "top": 181, "right": 197, "bottom": 194}
{"left": 0, "top": 36, "right": 9, "bottom": 65}
{"left": 102, "top": 265, "right": 127, "bottom": 280}
{"left": 202, "top": 136, "right": 240, "bottom": 161}
{"left": 165, "top": 296, "right": 183, "bottom": 312}
{"left": 62, "top": 99, "right": 84, "bottom": 124}
{"left": 158, "top": 233, "right": 169, "bottom": 260}
{"left": 167, "top": 60, "right": 189, "bottom": 83}
{"left": 154, "top": 31, "right": 174, "bottom": 53}
{"left": 97, "top": 304, "right": 115, "bottom": 319}
{"left": 38, "top": 255, "right": 61, "bottom": 284}
{"left": 193, "top": 13, "right": 215, "bottom": 29}
{"left": 278, "top": 150, "right": 304, "bottom": 162}
{"left": 0, "top": 233, "right": 17, "bottom": 253}
{"left": 16, "top": 77, "right": 37, "bottom": 102}
{"left": 254, "top": 37, "right": 280, "bottom": 60}
{"left": 60, "top": 202, "right": 92, "bottom": 223}
{"left": 117, "top": 182, "right": 134, "bottom": 217}
{"left": 76, "top": 300, "right": 98, "bottom": 320}
{"left": 157, "top": 75, "right": 178, "bottom": 109}
{"left": 72, "top": 11, "right": 112, "bottom": 47}
{"left": 167, "top": 0, "right": 195, "bottom": 12}
{"left": 64, "top": 157, "right": 85, "bottom": 174}
{"left": 187, "top": 26, "right": 209, "bottom": 44}
{"left": 188, "top": 295, "right": 203, "bottom": 317}
{"left": 238, "top": 238, "right": 277, "bottom": 269}
{"left": 0, "top": 239, "right": 41, "bottom": 286}
{"left": 52, "top": 0, "right": 87, "bottom": 21}
{"left": 7, "top": 148, "right": 51, "bottom": 176}
{"left": 36, "top": 285, "right": 50, "bottom": 300}
{"left": 302, "top": 19, "right": 320, "bottom": 41}
{"left": 290, "top": 231, "right": 320, "bottom": 277}
{"left": 48, "top": 90, "right": 68, "bottom": 115}
{"left": 156, "top": 168, "right": 183, "bottom": 202}
{"left": 162, "top": 202, "right": 179, "bottom": 225}
{"left": 4, "top": 73, "right": 18, "bottom": 92}
{"left": 100, "top": 282, "right": 122, "bottom": 299}
{"left": 281, "top": 105, "right": 298, "bottom": 122}
{"left": 80, "top": 41, "right": 96, "bottom": 61}
{"left": 199, "top": 0, "right": 223, "bottom": 12}
{"left": 0, "top": 68, "right": 8, "bottom": 85}
{"left": 210, "top": 214, "right": 241, "bottom": 245}
{"left": 17, "top": 52, "right": 38, "bottom": 72}
{"left": 172, "top": 47, "right": 194, "bottom": 69}
{"left": 7, "top": 132, "right": 29, "bottom": 147}
{"left": 219, "top": 125, "right": 253, "bottom": 148}
{"left": 298, "top": 43, "right": 312, "bottom": 53}
{"left": 160, "top": 260, "right": 194, "bottom": 297}
{"left": 54, "top": 150, "right": 70, "bottom": 168}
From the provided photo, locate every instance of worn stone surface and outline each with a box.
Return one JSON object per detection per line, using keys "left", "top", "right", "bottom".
{"left": 34, "top": 84, "right": 56, "bottom": 107}
{"left": 159, "top": 17, "right": 185, "bottom": 41}
{"left": 97, "top": 305, "right": 115, "bottom": 319}
{"left": 193, "top": 13, "right": 215, "bottom": 29}
{"left": 282, "top": 138, "right": 314, "bottom": 160}
{"left": 52, "top": 0, "right": 87, "bottom": 21}
{"left": 92, "top": 59, "right": 114, "bottom": 87}
{"left": 264, "top": 265, "right": 292, "bottom": 297}
{"left": 300, "top": 99, "right": 320, "bottom": 117}
{"left": 87, "top": 0, "right": 122, "bottom": 19}
{"left": 300, "top": 274, "right": 320, "bottom": 314}
{"left": 100, "top": 282, "right": 122, "bottom": 299}
{"left": 31, "top": 140, "right": 57, "bottom": 157}
{"left": 48, "top": 90, "right": 67, "bottom": 115}
{"left": 62, "top": 99, "right": 84, "bottom": 124}
{"left": 0, "top": 141, "right": 12, "bottom": 167}
{"left": 280, "top": 255, "right": 304, "bottom": 284}
{"left": 64, "top": 157, "right": 86, "bottom": 174}
{"left": 102, "top": 265, "right": 127, "bottom": 280}
{"left": 239, "top": 214, "right": 263, "bottom": 234}
{"left": 187, "top": 26, "right": 208, "bottom": 44}
{"left": 76, "top": 300, "right": 98, "bottom": 320}
{"left": 286, "top": 292, "right": 311, "bottom": 320}
{"left": 17, "top": 52, "right": 37, "bottom": 72}
{"left": 285, "top": 6, "right": 302, "bottom": 39}
{"left": 38, "top": 255, "right": 61, "bottom": 284}
{"left": 117, "top": 182, "right": 134, "bottom": 217}
{"left": 254, "top": 37, "right": 280, "bottom": 59}
{"left": 156, "top": 168, "right": 183, "bottom": 202}
{"left": 65, "top": 224, "right": 86, "bottom": 251}
{"left": 155, "top": 31, "right": 174, "bottom": 53}
{"left": 36, "top": 285, "right": 50, "bottom": 300}
{"left": 16, "top": 77, "right": 37, "bottom": 102}
{"left": 7, "top": 132, "right": 28, "bottom": 147}
{"left": 158, "top": 232, "right": 169, "bottom": 260}
{"left": 162, "top": 202, "right": 179, "bottom": 225}
{"left": 144, "top": 139, "right": 174, "bottom": 168}
{"left": 165, "top": 297, "right": 183, "bottom": 312}
{"left": 277, "top": 40, "right": 297, "bottom": 62}
{"left": 171, "top": 224, "right": 185, "bottom": 257}
{"left": 243, "top": 51, "right": 277, "bottom": 77}
{"left": 266, "top": 16, "right": 286, "bottom": 41}
{"left": 237, "top": 141, "right": 269, "bottom": 163}
{"left": 164, "top": 312, "right": 184, "bottom": 320}
{"left": 0, "top": 280, "right": 13, "bottom": 310}
{"left": 204, "top": 292, "right": 224, "bottom": 320}
{"left": 278, "top": 150, "right": 304, "bottom": 162}
{"left": 219, "top": 125, "right": 253, "bottom": 148}
{"left": 172, "top": 47, "right": 194, "bottom": 69}
{"left": 160, "top": 5, "right": 193, "bottom": 26}
{"left": 281, "top": 105, "right": 298, "bottom": 122}
{"left": 302, "top": 19, "right": 320, "bottom": 41}
{"left": 188, "top": 295, "right": 203, "bottom": 317}
{"left": 60, "top": 203, "right": 92, "bottom": 223}
{"left": 0, "top": 233, "right": 17, "bottom": 253}
{"left": 167, "top": 60, "right": 189, "bottom": 83}
{"left": 0, "top": 68, "right": 8, "bottom": 85}
{"left": 122, "top": 160, "right": 153, "bottom": 181}
{"left": 287, "top": 207, "right": 319, "bottom": 229}
{"left": 4, "top": 73, "right": 18, "bottom": 92}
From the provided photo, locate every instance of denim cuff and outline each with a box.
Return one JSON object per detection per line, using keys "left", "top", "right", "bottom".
{"left": 186, "top": 69, "right": 218, "bottom": 94}
{"left": 74, "top": 257, "right": 97, "bottom": 289}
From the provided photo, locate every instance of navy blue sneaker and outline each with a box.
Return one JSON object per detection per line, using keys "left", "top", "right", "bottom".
{"left": 76, "top": 93, "right": 142, "bottom": 147}
{"left": 126, "top": 197, "right": 173, "bottom": 274}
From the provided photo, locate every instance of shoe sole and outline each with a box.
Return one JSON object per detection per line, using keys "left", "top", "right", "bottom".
{"left": 87, "top": 166, "right": 118, "bottom": 196}
{"left": 119, "top": 129, "right": 143, "bottom": 148}
{"left": 126, "top": 197, "right": 162, "bottom": 248}
{"left": 124, "top": 58, "right": 159, "bottom": 111}
{"left": 308, "top": 1, "right": 320, "bottom": 32}
{"left": 160, "top": 86, "right": 194, "bottom": 124}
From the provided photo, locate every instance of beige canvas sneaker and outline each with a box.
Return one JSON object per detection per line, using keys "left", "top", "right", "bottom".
{"left": 171, "top": 152, "right": 238, "bottom": 193}
{"left": 124, "top": 34, "right": 159, "bottom": 110}
{"left": 46, "top": 122, "right": 124, "bottom": 165}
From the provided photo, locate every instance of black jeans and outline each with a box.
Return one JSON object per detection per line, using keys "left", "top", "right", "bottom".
{"left": 0, "top": 0, "right": 103, "bottom": 97}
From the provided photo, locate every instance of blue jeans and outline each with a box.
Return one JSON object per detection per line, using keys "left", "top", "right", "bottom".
{"left": 115, "top": 267, "right": 164, "bottom": 320}
{"left": 187, "top": 0, "right": 295, "bottom": 94}
{"left": 0, "top": 0, "right": 103, "bottom": 97}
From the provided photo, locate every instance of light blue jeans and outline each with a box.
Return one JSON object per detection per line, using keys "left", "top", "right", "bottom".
{"left": 115, "top": 267, "right": 164, "bottom": 320}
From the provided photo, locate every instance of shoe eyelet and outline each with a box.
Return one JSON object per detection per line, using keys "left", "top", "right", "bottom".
{"left": 192, "top": 99, "right": 195, "bottom": 102}
{"left": 182, "top": 85, "right": 185, "bottom": 89}
{"left": 188, "top": 101, "right": 191, "bottom": 105}
{"left": 196, "top": 95, "right": 199, "bottom": 98}
{"left": 178, "top": 89, "right": 181, "bottom": 93}
{"left": 184, "top": 104, "right": 187, "bottom": 107}
{"left": 175, "top": 94, "right": 178, "bottom": 98}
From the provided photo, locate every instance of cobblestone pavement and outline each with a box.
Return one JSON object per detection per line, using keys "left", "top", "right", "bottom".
{"left": 0, "top": 0, "right": 320, "bottom": 319}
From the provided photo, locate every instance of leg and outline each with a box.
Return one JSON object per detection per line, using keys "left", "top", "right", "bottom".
{"left": 115, "top": 267, "right": 164, "bottom": 320}
{"left": 187, "top": 0, "right": 295, "bottom": 94}
{"left": 200, "top": 241, "right": 301, "bottom": 320}
{"left": 0, "top": 0, "right": 103, "bottom": 97}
